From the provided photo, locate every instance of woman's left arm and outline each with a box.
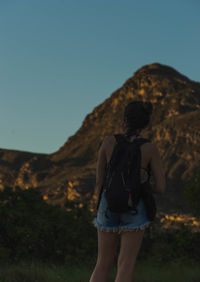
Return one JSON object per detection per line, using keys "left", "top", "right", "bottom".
{"left": 93, "top": 137, "right": 108, "bottom": 200}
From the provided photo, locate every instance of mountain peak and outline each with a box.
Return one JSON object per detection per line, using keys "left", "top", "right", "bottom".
{"left": 133, "top": 62, "right": 190, "bottom": 81}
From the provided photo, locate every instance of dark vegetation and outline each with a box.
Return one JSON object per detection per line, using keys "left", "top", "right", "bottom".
{"left": 0, "top": 172, "right": 200, "bottom": 268}
{"left": 0, "top": 186, "right": 96, "bottom": 266}
{"left": 183, "top": 168, "right": 200, "bottom": 217}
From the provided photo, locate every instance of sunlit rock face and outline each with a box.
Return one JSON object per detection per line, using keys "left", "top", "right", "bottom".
{"left": 0, "top": 63, "right": 200, "bottom": 214}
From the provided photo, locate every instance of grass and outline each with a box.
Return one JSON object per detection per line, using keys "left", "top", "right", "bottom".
{"left": 0, "top": 257, "right": 199, "bottom": 282}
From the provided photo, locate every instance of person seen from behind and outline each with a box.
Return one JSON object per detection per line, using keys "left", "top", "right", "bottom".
{"left": 89, "top": 100, "right": 166, "bottom": 282}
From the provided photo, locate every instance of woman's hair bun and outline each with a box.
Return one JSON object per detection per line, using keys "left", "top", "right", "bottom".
{"left": 123, "top": 100, "right": 153, "bottom": 133}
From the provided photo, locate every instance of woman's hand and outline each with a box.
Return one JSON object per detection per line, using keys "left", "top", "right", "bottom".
{"left": 92, "top": 192, "right": 98, "bottom": 202}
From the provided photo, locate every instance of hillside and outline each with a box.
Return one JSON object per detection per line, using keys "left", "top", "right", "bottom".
{"left": 0, "top": 62, "right": 200, "bottom": 213}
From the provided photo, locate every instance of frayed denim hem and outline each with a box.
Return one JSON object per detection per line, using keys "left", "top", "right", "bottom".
{"left": 118, "top": 221, "right": 151, "bottom": 234}
{"left": 93, "top": 219, "right": 119, "bottom": 233}
{"left": 93, "top": 218, "right": 151, "bottom": 234}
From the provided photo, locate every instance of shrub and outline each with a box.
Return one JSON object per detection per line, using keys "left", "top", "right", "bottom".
{"left": 183, "top": 168, "right": 200, "bottom": 216}
{"left": 0, "top": 186, "right": 97, "bottom": 265}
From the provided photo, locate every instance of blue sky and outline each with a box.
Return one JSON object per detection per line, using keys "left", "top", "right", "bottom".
{"left": 0, "top": 0, "right": 199, "bottom": 154}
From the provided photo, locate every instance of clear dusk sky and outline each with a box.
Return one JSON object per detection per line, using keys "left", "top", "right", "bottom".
{"left": 0, "top": 0, "right": 199, "bottom": 154}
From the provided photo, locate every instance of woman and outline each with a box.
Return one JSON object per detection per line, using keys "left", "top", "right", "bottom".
{"left": 90, "top": 100, "right": 166, "bottom": 282}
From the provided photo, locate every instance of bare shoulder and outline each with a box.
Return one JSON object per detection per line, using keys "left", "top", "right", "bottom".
{"left": 101, "top": 135, "right": 116, "bottom": 151}
{"left": 103, "top": 135, "right": 116, "bottom": 144}
{"left": 148, "top": 142, "right": 163, "bottom": 165}
{"left": 148, "top": 142, "right": 160, "bottom": 153}
{"left": 142, "top": 141, "right": 160, "bottom": 155}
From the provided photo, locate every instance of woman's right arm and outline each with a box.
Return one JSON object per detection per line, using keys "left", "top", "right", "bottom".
{"left": 150, "top": 143, "right": 166, "bottom": 195}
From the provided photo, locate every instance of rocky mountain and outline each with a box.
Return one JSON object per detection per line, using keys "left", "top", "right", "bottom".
{"left": 0, "top": 63, "right": 200, "bottom": 213}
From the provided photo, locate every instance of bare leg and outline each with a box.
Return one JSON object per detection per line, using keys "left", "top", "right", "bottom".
{"left": 89, "top": 229, "right": 119, "bottom": 282}
{"left": 115, "top": 229, "right": 145, "bottom": 282}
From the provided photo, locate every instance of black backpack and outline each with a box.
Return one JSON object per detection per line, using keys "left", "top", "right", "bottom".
{"left": 97, "top": 134, "right": 156, "bottom": 220}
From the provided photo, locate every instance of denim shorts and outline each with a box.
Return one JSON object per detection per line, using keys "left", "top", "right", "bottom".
{"left": 93, "top": 191, "right": 151, "bottom": 234}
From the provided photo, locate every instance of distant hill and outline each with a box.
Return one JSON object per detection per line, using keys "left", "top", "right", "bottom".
{"left": 1, "top": 62, "right": 200, "bottom": 214}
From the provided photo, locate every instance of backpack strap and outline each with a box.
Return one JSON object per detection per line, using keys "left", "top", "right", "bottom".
{"left": 133, "top": 137, "right": 151, "bottom": 146}
{"left": 114, "top": 134, "right": 126, "bottom": 144}
{"left": 114, "top": 134, "right": 150, "bottom": 146}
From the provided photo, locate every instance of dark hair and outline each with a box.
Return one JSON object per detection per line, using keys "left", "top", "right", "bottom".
{"left": 123, "top": 100, "right": 153, "bottom": 137}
